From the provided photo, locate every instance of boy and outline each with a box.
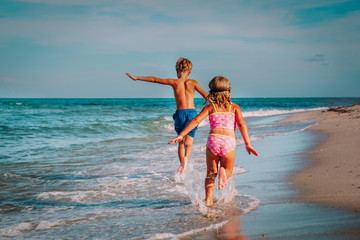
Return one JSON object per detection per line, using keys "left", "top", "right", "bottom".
{"left": 126, "top": 57, "right": 208, "bottom": 173}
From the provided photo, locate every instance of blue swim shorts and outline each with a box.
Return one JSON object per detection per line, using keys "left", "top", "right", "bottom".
{"left": 173, "top": 109, "right": 198, "bottom": 138}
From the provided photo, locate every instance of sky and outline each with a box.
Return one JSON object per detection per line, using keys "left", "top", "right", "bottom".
{"left": 0, "top": 0, "right": 359, "bottom": 98}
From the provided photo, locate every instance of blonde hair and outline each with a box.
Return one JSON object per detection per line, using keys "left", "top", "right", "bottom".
{"left": 205, "top": 76, "right": 231, "bottom": 109}
{"left": 175, "top": 57, "right": 192, "bottom": 74}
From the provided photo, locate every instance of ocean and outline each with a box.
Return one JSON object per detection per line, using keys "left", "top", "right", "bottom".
{"left": 1, "top": 97, "right": 360, "bottom": 239}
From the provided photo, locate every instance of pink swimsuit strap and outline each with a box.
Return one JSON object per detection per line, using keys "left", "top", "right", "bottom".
{"left": 209, "top": 103, "right": 236, "bottom": 130}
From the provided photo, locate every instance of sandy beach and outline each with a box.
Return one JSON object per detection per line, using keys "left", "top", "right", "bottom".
{"left": 288, "top": 104, "right": 360, "bottom": 213}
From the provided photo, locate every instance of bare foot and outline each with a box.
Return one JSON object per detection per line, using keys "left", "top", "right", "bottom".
{"left": 205, "top": 197, "right": 213, "bottom": 206}
{"left": 218, "top": 167, "right": 228, "bottom": 190}
{"left": 177, "top": 165, "right": 183, "bottom": 174}
{"left": 177, "top": 156, "right": 188, "bottom": 174}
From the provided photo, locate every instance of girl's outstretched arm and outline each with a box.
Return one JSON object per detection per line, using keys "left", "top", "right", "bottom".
{"left": 168, "top": 105, "right": 211, "bottom": 145}
{"left": 235, "top": 105, "right": 259, "bottom": 156}
{"left": 126, "top": 73, "right": 175, "bottom": 85}
{"left": 168, "top": 135, "right": 184, "bottom": 145}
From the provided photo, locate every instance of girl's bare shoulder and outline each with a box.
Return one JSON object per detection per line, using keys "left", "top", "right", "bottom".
{"left": 203, "top": 103, "right": 215, "bottom": 113}
{"left": 232, "top": 103, "right": 241, "bottom": 110}
{"left": 204, "top": 103, "right": 213, "bottom": 110}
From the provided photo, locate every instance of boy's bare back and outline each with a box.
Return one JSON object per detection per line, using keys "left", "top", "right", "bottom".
{"left": 171, "top": 77, "right": 206, "bottom": 109}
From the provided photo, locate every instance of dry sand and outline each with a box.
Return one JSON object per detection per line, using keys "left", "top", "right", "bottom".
{"left": 287, "top": 104, "right": 360, "bottom": 213}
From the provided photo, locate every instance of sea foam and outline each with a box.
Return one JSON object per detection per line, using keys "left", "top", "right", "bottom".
{"left": 242, "top": 107, "right": 327, "bottom": 118}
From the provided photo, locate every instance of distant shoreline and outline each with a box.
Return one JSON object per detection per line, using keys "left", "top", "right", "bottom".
{"left": 287, "top": 104, "right": 360, "bottom": 212}
{"left": 1, "top": 97, "right": 360, "bottom": 99}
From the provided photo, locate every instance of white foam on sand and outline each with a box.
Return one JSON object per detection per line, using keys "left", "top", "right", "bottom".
{"left": 236, "top": 124, "right": 316, "bottom": 145}
{"left": 35, "top": 175, "right": 153, "bottom": 204}
{"left": 147, "top": 193, "right": 260, "bottom": 240}
{"left": 2, "top": 173, "right": 42, "bottom": 182}
{"left": 174, "top": 167, "right": 258, "bottom": 214}
{"left": 35, "top": 220, "right": 67, "bottom": 231}
{"left": 242, "top": 107, "right": 327, "bottom": 118}
{"left": 163, "top": 116, "right": 173, "bottom": 121}
{"left": 163, "top": 123, "right": 174, "bottom": 132}
{"left": 36, "top": 190, "right": 115, "bottom": 203}
{"left": 147, "top": 220, "right": 230, "bottom": 240}
{"left": 0, "top": 222, "right": 35, "bottom": 237}
{"left": 0, "top": 208, "right": 127, "bottom": 237}
{"left": 233, "top": 165, "right": 248, "bottom": 175}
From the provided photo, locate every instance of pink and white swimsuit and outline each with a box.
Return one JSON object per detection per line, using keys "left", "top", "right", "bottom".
{"left": 207, "top": 103, "right": 236, "bottom": 157}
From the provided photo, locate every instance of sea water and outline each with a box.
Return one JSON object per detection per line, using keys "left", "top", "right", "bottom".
{"left": 0, "top": 98, "right": 359, "bottom": 239}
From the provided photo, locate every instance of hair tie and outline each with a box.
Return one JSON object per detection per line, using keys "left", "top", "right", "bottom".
{"left": 210, "top": 87, "right": 231, "bottom": 93}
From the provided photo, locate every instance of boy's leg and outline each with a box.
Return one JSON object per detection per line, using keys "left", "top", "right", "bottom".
{"left": 177, "top": 135, "right": 193, "bottom": 173}
{"left": 205, "top": 147, "right": 220, "bottom": 206}
{"left": 177, "top": 138, "right": 185, "bottom": 173}
{"left": 184, "top": 135, "right": 194, "bottom": 160}
{"left": 183, "top": 109, "right": 197, "bottom": 165}
{"left": 174, "top": 110, "right": 184, "bottom": 171}
{"left": 174, "top": 109, "right": 197, "bottom": 174}
{"left": 218, "top": 150, "right": 235, "bottom": 190}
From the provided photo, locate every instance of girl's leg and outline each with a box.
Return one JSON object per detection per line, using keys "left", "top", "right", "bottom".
{"left": 205, "top": 147, "right": 220, "bottom": 206}
{"left": 218, "top": 149, "right": 235, "bottom": 190}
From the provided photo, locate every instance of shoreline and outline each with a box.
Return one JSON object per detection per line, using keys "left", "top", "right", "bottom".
{"left": 287, "top": 104, "right": 360, "bottom": 213}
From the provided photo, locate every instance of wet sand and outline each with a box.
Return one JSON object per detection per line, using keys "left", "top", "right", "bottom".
{"left": 288, "top": 104, "right": 360, "bottom": 212}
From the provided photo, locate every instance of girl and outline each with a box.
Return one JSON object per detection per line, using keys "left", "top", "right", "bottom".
{"left": 169, "top": 76, "right": 258, "bottom": 206}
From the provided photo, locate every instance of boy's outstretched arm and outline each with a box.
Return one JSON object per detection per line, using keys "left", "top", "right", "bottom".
{"left": 235, "top": 106, "right": 259, "bottom": 156}
{"left": 126, "top": 73, "right": 175, "bottom": 85}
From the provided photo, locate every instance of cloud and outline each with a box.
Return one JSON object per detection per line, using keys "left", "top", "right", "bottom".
{"left": 0, "top": 13, "right": 290, "bottom": 54}
{"left": 14, "top": 0, "right": 118, "bottom": 5}
{"left": 305, "top": 54, "right": 331, "bottom": 66}
{"left": 0, "top": 1, "right": 300, "bottom": 55}
{"left": 0, "top": 0, "right": 358, "bottom": 56}
{"left": 0, "top": 0, "right": 359, "bottom": 98}
{"left": 0, "top": 73, "right": 21, "bottom": 84}
{"left": 0, "top": 1, "right": 358, "bottom": 59}
{"left": 305, "top": 54, "right": 326, "bottom": 62}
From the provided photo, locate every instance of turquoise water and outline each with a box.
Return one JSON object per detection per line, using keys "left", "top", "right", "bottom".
{"left": 1, "top": 98, "right": 359, "bottom": 239}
